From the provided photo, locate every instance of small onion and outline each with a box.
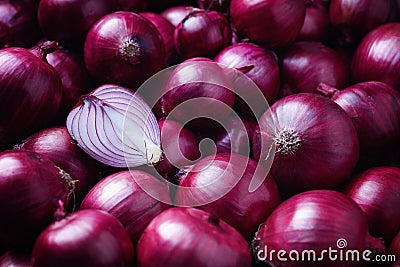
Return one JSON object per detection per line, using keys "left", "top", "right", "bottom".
{"left": 160, "top": 6, "right": 198, "bottom": 27}
{"left": 344, "top": 166, "right": 400, "bottom": 243}
{"left": 38, "top": 0, "right": 116, "bottom": 50}
{"left": 137, "top": 207, "right": 252, "bottom": 267}
{"left": 15, "top": 126, "right": 100, "bottom": 204}
{"left": 174, "top": 10, "right": 232, "bottom": 58}
{"left": 0, "top": 251, "right": 31, "bottom": 267}
{"left": 175, "top": 153, "right": 281, "bottom": 239}
{"left": 390, "top": 232, "right": 400, "bottom": 267}
{"left": 352, "top": 23, "right": 400, "bottom": 91}
{"left": 253, "top": 93, "right": 359, "bottom": 195}
{"left": 66, "top": 84, "right": 162, "bottom": 168}
{"left": 80, "top": 170, "right": 169, "bottom": 244}
{"left": 84, "top": 11, "right": 165, "bottom": 89}
{"left": 0, "top": 150, "right": 74, "bottom": 246}
{"left": 0, "top": 41, "right": 62, "bottom": 150}
{"left": 296, "top": 0, "right": 330, "bottom": 42}
{"left": 32, "top": 209, "right": 134, "bottom": 267}
{"left": 280, "top": 41, "right": 349, "bottom": 94}
{"left": 230, "top": 0, "right": 306, "bottom": 49}
{"left": 252, "top": 190, "right": 385, "bottom": 267}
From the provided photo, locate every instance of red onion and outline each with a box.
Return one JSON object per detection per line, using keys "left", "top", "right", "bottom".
{"left": 390, "top": 232, "right": 400, "bottom": 267}
{"left": 137, "top": 207, "right": 252, "bottom": 266}
{"left": 253, "top": 93, "right": 359, "bottom": 195}
{"left": 117, "top": 0, "right": 148, "bottom": 11}
{"left": 80, "top": 170, "right": 169, "bottom": 244}
{"left": 155, "top": 119, "right": 201, "bottom": 178}
{"left": 175, "top": 153, "right": 280, "bottom": 239}
{"left": 0, "top": 1, "right": 41, "bottom": 48}
{"left": 38, "top": 0, "right": 116, "bottom": 50}
{"left": 252, "top": 190, "right": 385, "bottom": 267}
{"left": 174, "top": 10, "right": 232, "bottom": 58}
{"left": 0, "top": 251, "right": 31, "bottom": 267}
{"left": 160, "top": 58, "right": 235, "bottom": 127}
{"left": 197, "top": 0, "right": 230, "bottom": 13}
{"left": 280, "top": 41, "right": 350, "bottom": 94}
{"left": 45, "top": 47, "right": 92, "bottom": 121}
{"left": 230, "top": 0, "right": 306, "bottom": 49}
{"left": 296, "top": 0, "right": 330, "bottom": 42}
{"left": 0, "top": 150, "right": 74, "bottom": 246}
{"left": 0, "top": 41, "right": 62, "bottom": 149}
{"left": 14, "top": 126, "right": 100, "bottom": 204}
{"left": 140, "top": 12, "right": 180, "bottom": 66}
{"left": 84, "top": 11, "right": 165, "bottom": 89}
{"left": 352, "top": 23, "right": 400, "bottom": 91}
{"left": 161, "top": 6, "right": 199, "bottom": 27}
{"left": 215, "top": 43, "right": 280, "bottom": 115}
{"left": 32, "top": 209, "right": 134, "bottom": 267}
{"left": 344, "top": 166, "right": 400, "bottom": 244}
{"left": 318, "top": 81, "right": 400, "bottom": 167}
{"left": 67, "top": 84, "right": 162, "bottom": 168}
{"left": 329, "top": 0, "right": 398, "bottom": 47}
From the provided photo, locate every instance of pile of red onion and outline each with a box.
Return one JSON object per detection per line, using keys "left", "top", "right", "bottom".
{"left": 0, "top": 1, "right": 399, "bottom": 266}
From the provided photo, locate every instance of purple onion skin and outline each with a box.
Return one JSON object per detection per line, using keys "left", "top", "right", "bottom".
{"left": 390, "top": 232, "right": 400, "bottom": 267}
{"left": 215, "top": 43, "right": 280, "bottom": 115}
{"left": 117, "top": 0, "right": 148, "bottom": 11}
{"left": 296, "top": 0, "right": 329, "bottom": 42}
{"left": 84, "top": 11, "right": 165, "bottom": 89}
{"left": 161, "top": 6, "right": 198, "bottom": 27}
{"left": 32, "top": 209, "right": 134, "bottom": 267}
{"left": 0, "top": 150, "right": 71, "bottom": 247}
{"left": 253, "top": 93, "right": 359, "bottom": 196}
{"left": 80, "top": 170, "right": 170, "bottom": 244}
{"left": 230, "top": 0, "right": 306, "bottom": 49}
{"left": 0, "top": 251, "right": 32, "bottom": 267}
{"left": 344, "top": 166, "right": 400, "bottom": 244}
{"left": 253, "top": 190, "right": 385, "bottom": 267}
{"left": 38, "top": 0, "right": 116, "bottom": 50}
{"left": 281, "top": 41, "right": 349, "bottom": 94}
{"left": 137, "top": 207, "right": 252, "bottom": 267}
{"left": 176, "top": 153, "right": 281, "bottom": 240}
{"left": 0, "top": 46, "right": 62, "bottom": 150}
{"left": 352, "top": 23, "right": 400, "bottom": 92}
{"left": 174, "top": 10, "right": 232, "bottom": 59}
{"left": 197, "top": 0, "right": 230, "bottom": 13}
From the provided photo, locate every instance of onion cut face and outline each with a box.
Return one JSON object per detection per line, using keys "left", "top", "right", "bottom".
{"left": 253, "top": 93, "right": 359, "bottom": 195}
{"left": 66, "top": 84, "right": 162, "bottom": 168}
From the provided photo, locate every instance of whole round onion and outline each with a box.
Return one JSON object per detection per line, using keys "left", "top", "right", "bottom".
{"left": 0, "top": 150, "right": 74, "bottom": 246}
{"left": 137, "top": 207, "right": 252, "bottom": 267}
{"left": 297, "top": 0, "right": 329, "bottom": 42}
{"left": 175, "top": 153, "right": 281, "bottom": 239}
{"left": 352, "top": 23, "right": 400, "bottom": 91}
{"left": 280, "top": 41, "right": 349, "bottom": 94}
{"left": 15, "top": 126, "right": 100, "bottom": 204}
{"left": 215, "top": 43, "right": 280, "bottom": 115}
{"left": 0, "top": 42, "right": 62, "bottom": 150}
{"left": 390, "top": 232, "right": 400, "bottom": 267}
{"left": 84, "top": 11, "right": 165, "bottom": 89}
{"left": 252, "top": 190, "right": 385, "bottom": 267}
{"left": 80, "top": 170, "right": 170, "bottom": 244}
{"left": 230, "top": 0, "right": 306, "bottom": 49}
{"left": 161, "top": 6, "right": 199, "bottom": 27}
{"left": 174, "top": 10, "right": 232, "bottom": 58}
{"left": 155, "top": 119, "right": 200, "bottom": 179}
{"left": 344, "top": 166, "right": 400, "bottom": 243}
{"left": 318, "top": 81, "right": 400, "bottom": 167}
{"left": 32, "top": 209, "right": 134, "bottom": 267}
{"left": 253, "top": 93, "right": 359, "bottom": 195}
{"left": 38, "top": 0, "right": 116, "bottom": 50}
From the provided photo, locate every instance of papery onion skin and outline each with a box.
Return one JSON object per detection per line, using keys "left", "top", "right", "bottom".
{"left": 15, "top": 126, "right": 100, "bottom": 204}
{"left": 352, "top": 23, "right": 400, "bottom": 91}
{"left": 0, "top": 150, "right": 72, "bottom": 247}
{"left": 230, "top": 0, "right": 306, "bottom": 49}
{"left": 137, "top": 207, "right": 252, "bottom": 267}
{"left": 161, "top": 6, "right": 198, "bottom": 27}
{"left": 0, "top": 251, "right": 32, "bottom": 267}
{"left": 174, "top": 10, "right": 232, "bottom": 58}
{"left": 38, "top": 0, "right": 116, "bottom": 50}
{"left": 32, "top": 209, "right": 134, "bottom": 267}
{"left": 215, "top": 42, "right": 280, "bottom": 115}
{"left": 296, "top": 0, "right": 329, "bottom": 42}
{"left": 84, "top": 11, "right": 165, "bottom": 89}
{"left": 280, "top": 41, "right": 349, "bottom": 94}
{"left": 175, "top": 153, "right": 281, "bottom": 240}
{"left": 390, "top": 232, "right": 400, "bottom": 267}
{"left": 252, "top": 190, "right": 385, "bottom": 267}
{"left": 344, "top": 166, "right": 400, "bottom": 243}
{"left": 253, "top": 93, "right": 359, "bottom": 195}
{"left": 80, "top": 170, "right": 170, "bottom": 244}
{"left": 0, "top": 43, "right": 62, "bottom": 150}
